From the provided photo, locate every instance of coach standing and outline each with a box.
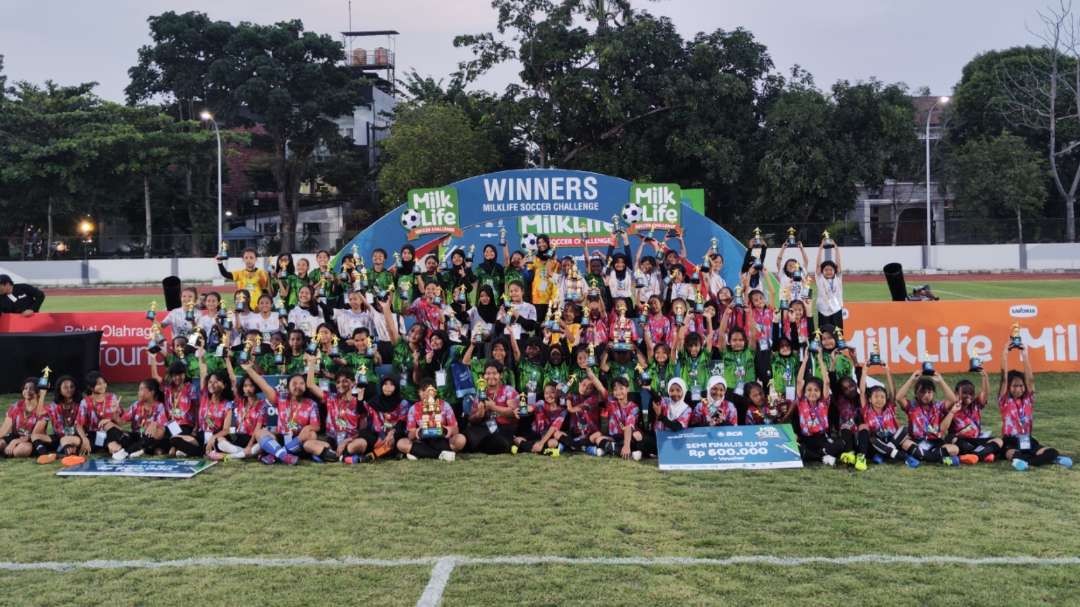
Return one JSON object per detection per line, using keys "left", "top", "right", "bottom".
{"left": 0, "top": 274, "right": 46, "bottom": 316}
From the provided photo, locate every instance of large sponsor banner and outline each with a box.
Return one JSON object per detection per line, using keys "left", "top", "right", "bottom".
{"left": 843, "top": 298, "right": 1080, "bottom": 373}
{"left": 56, "top": 458, "right": 217, "bottom": 479}
{"left": 625, "top": 183, "right": 682, "bottom": 234}
{"left": 0, "top": 312, "right": 154, "bottom": 382}
{"left": 658, "top": 425, "right": 804, "bottom": 471}
{"left": 401, "top": 187, "right": 463, "bottom": 240}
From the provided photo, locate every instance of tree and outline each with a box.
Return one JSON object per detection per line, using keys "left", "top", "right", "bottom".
{"left": 377, "top": 103, "right": 498, "bottom": 205}
{"left": 948, "top": 133, "right": 1047, "bottom": 243}
{"left": 453, "top": 0, "right": 777, "bottom": 223}
{"left": 997, "top": 2, "right": 1080, "bottom": 241}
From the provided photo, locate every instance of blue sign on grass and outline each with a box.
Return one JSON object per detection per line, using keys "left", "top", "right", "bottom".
{"left": 657, "top": 425, "right": 804, "bottom": 471}
{"left": 56, "top": 458, "right": 217, "bottom": 479}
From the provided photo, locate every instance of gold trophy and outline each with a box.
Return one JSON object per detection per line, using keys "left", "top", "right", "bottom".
{"left": 779, "top": 285, "right": 791, "bottom": 311}
{"left": 274, "top": 343, "right": 285, "bottom": 365}
{"left": 147, "top": 322, "right": 163, "bottom": 353}
{"left": 420, "top": 394, "right": 443, "bottom": 438}
{"left": 673, "top": 300, "right": 687, "bottom": 326}
{"left": 184, "top": 300, "right": 196, "bottom": 321}
{"left": 518, "top": 392, "right": 530, "bottom": 416}
{"left": 920, "top": 351, "right": 935, "bottom": 376}
{"left": 37, "top": 366, "right": 52, "bottom": 389}
{"left": 786, "top": 227, "right": 798, "bottom": 247}
{"left": 749, "top": 228, "right": 765, "bottom": 269}
{"left": 145, "top": 300, "right": 157, "bottom": 321}
{"left": 968, "top": 345, "right": 984, "bottom": 372}
{"left": 822, "top": 230, "right": 836, "bottom": 262}
{"left": 587, "top": 342, "right": 597, "bottom": 366}
{"left": 1009, "top": 322, "right": 1024, "bottom": 350}
{"left": 217, "top": 240, "right": 229, "bottom": 261}
{"left": 867, "top": 339, "right": 883, "bottom": 366}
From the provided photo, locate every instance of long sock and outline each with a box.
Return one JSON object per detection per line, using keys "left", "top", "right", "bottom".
{"left": 1032, "top": 448, "right": 1060, "bottom": 466}
{"left": 106, "top": 428, "right": 126, "bottom": 444}
{"left": 32, "top": 440, "right": 50, "bottom": 456}
{"left": 216, "top": 439, "right": 244, "bottom": 454}
{"left": 855, "top": 429, "right": 870, "bottom": 456}
{"left": 284, "top": 437, "right": 302, "bottom": 454}
{"left": 259, "top": 436, "right": 286, "bottom": 459}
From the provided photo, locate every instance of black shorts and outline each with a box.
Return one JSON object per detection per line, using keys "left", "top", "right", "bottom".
{"left": 228, "top": 433, "right": 252, "bottom": 447}
{"left": 418, "top": 436, "right": 451, "bottom": 452}
{"left": 2, "top": 433, "right": 21, "bottom": 443}
{"left": 1003, "top": 435, "right": 1043, "bottom": 453}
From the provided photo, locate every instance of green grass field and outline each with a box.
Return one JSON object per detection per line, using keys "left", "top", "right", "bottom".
{"left": 36, "top": 277, "right": 1080, "bottom": 312}
{"left": 1, "top": 372, "right": 1079, "bottom": 606}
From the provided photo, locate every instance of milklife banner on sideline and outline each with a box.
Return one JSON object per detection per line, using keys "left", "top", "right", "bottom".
{"left": 657, "top": 425, "right": 804, "bottom": 471}
{"left": 56, "top": 458, "right": 217, "bottom": 479}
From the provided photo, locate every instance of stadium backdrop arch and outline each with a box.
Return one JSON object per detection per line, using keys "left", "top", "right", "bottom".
{"left": 335, "top": 168, "right": 746, "bottom": 286}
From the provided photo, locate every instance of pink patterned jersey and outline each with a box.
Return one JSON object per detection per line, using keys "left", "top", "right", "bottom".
{"left": 198, "top": 391, "right": 231, "bottom": 433}
{"left": 406, "top": 400, "right": 458, "bottom": 432}
{"left": 164, "top": 382, "right": 197, "bottom": 426}
{"left": 998, "top": 391, "right": 1034, "bottom": 437}
{"left": 862, "top": 402, "right": 899, "bottom": 434}
{"left": 568, "top": 393, "right": 601, "bottom": 437}
{"left": 125, "top": 402, "right": 167, "bottom": 434}
{"left": 950, "top": 399, "right": 986, "bottom": 439}
{"left": 47, "top": 401, "right": 80, "bottom": 436}
{"left": 5, "top": 401, "right": 46, "bottom": 437}
{"left": 833, "top": 395, "right": 859, "bottom": 431}
{"left": 796, "top": 397, "right": 829, "bottom": 436}
{"left": 77, "top": 394, "right": 123, "bottom": 432}
{"left": 326, "top": 394, "right": 375, "bottom": 438}
{"left": 373, "top": 400, "right": 411, "bottom": 437}
{"left": 653, "top": 398, "right": 692, "bottom": 433}
{"left": 644, "top": 313, "right": 674, "bottom": 348}
{"left": 280, "top": 398, "right": 321, "bottom": 434}
{"left": 532, "top": 403, "right": 567, "bottom": 436}
{"left": 483, "top": 384, "right": 521, "bottom": 427}
{"left": 605, "top": 398, "right": 638, "bottom": 438}
{"left": 903, "top": 400, "right": 948, "bottom": 441}
{"left": 691, "top": 400, "right": 737, "bottom": 427}
{"left": 231, "top": 398, "right": 267, "bottom": 435}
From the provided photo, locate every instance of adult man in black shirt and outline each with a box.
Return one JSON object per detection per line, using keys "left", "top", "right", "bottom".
{"left": 0, "top": 274, "right": 46, "bottom": 316}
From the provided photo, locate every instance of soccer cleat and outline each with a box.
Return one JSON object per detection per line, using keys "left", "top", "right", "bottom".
{"left": 281, "top": 453, "right": 300, "bottom": 465}
{"left": 130, "top": 450, "right": 144, "bottom": 458}
{"left": 438, "top": 451, "right": 456, "bottom": 462}
{"left": 959, "top": 454, "right": 979, "bottom": 465}
{"left": 259, "top": 454, "right": 277, "bottom": 465}
{"left": 839, "top": 451, "right": 856, "bottom": 466}
{"left": 311, "top": 454, "right": 323, "bottom": 463}
{"left": 510, "top": 445, "right": 519, "bottom": 455}
{"left": 854, "top": 454, "right": 867, "bottom": 472}
{"left": 111, "top": 449, "right": 128, "bottom": 461}
{"left": 942, "top": 456, "right": 960, "bottom": 466}
{"left": 342, "top": 455, "right": 360, "bottom": 465}
{"left": 982, "top": 454, "right": 996, "bottom": 464}
{"left": 36, "top": 453, "right": 57, "bottom": 465}
{"left": 1056, "top": 456, "right": 1073, "bottom": 469}
{"left": 905, "top": 456, "right": 921, "bottom": 468}
{"left": 871, "top": 455, "right": 884, "bottom": 465}
{"left": 585, "top": 446, "right": 604, "bottom": 457}
{"left": 322, "top": 450, "right": 339, "bottom": 463}
{"left": 631, "top": 450, "right": 642, "bottom": 461}
{"left": 821, "top": 455, "right": 836, "bottom": 467}
{"left": 1012, "top": 458, "right": 1029, "bottom": 471}
{"left": 405, "top": 454, "right": 418, "bottom": 461}
{"left": 543, "top": 447, "right": 561, "bottom": 458}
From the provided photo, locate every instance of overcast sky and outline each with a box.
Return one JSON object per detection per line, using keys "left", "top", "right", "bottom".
{"left": 0, "top": 0, "right": 1052, "bottom": 102}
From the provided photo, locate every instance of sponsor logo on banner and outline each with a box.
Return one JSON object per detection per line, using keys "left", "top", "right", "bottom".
{"left": 401, "top": 187, "right": 463, "bottom": 240}
{"left": 517, "top": 215, "right": 616, "bottom": 248}
{"left": 657, "top": 425, "right": 804, "bottom": 471}
{"left": 479, "top": 174, "right": 601, "bottom": 214}
{"left": 844, "top": 299, "right": 1080, "bottom": 373}
{"left": 626, "top": 183, "right": 682, "bottom": 234}
{"left": 1009, "top": 304, "right": 1038, "bottom": 318}
{"left": 1, "top": 312, "right": 160, "bottom": 382}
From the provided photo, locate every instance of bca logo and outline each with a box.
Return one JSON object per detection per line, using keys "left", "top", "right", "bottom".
{"left": 755, "top": 426, "right": 781, "bottom": 440}
{"left": 1009, "top": 304, "right": 1038, "bottom": 318}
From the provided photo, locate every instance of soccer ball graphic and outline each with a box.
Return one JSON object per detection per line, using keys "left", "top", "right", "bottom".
{"left": 400, "top": 209, "right": 421, "bottom": 230}
{"left": 621, "top": 202, "right": 642, "bottom": 224}
{"left": 520, "top": 233, "right": 538, "bottom": 252}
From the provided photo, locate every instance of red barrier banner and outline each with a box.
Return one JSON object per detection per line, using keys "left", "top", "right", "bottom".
{"left": 1, "top": 298, "right": 1077, "bottom": 383}
{"left": 0, "top": 312, "right": 154, "bottom": 382}
{"left": 844, "top": 298, "right": 1080, "bottom": 373}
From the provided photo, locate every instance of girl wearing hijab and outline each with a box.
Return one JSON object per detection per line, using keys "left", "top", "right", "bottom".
{"left": 392, "top": 244, "right": 419, "bottom": 313}
{"left": 653, "top": 378, "right": 693, "bottom": 436}
{"left": 369, "top": 376, "right": 411, "bottom": 458}
{"left": 468, "top": 285, "right": 502, "bottom": 341}
{"left": 444, "top": 248, "right": 476, "bottom": 304}
{"left": 692, "top": 376, "right": 738, "bottom": 426}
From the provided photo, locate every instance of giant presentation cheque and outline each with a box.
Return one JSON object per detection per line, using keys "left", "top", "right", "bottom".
{"left": 657, "top": 425, "right": 804, "bottom": 471}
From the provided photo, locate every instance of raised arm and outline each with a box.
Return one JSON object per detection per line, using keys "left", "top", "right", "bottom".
{"left": 858, "top": 365, "right": 868, "bottom": 409}
{"left": 305, "top": 355, "right": 325, "bottom": 401}
{"left": 243, "top": 363, "right": 278, "bottom": 405}
{"left": 977, "top": 367, "right": 989, "bottom": 404}
{"left": 1022, "top": 347, "right": 1035, "bottom": 392}
{"left": 796, "top": 354, "right": 810, "bottom": 397}
{"left": 998, "top": 345, "right": 1009, "bottom": 399}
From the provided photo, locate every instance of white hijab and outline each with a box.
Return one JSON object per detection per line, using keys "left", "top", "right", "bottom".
{"left": 666, "top": 377, "right": 690, "bottom": 420}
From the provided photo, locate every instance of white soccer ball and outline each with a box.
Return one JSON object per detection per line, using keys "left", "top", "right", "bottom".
{"left": 621, "top": 202, "right": 642, "bottom": 224}
{"left": 400, "top": 209, "right": 421, "bottom": 230}
{"left": 520, "top": 233, "right": 538, "bottom": 252}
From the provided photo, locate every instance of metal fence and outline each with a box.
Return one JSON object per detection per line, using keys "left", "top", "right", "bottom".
{"left": 3, "top": 216, "right": 1077, "bottom": 260}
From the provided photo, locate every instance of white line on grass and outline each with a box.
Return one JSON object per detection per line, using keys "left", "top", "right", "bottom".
{"left": 416, "top": 557, "right": 457, "bottom": 607}
{"left": 4, "top": 553, "right": 1080, "bottom": 607}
